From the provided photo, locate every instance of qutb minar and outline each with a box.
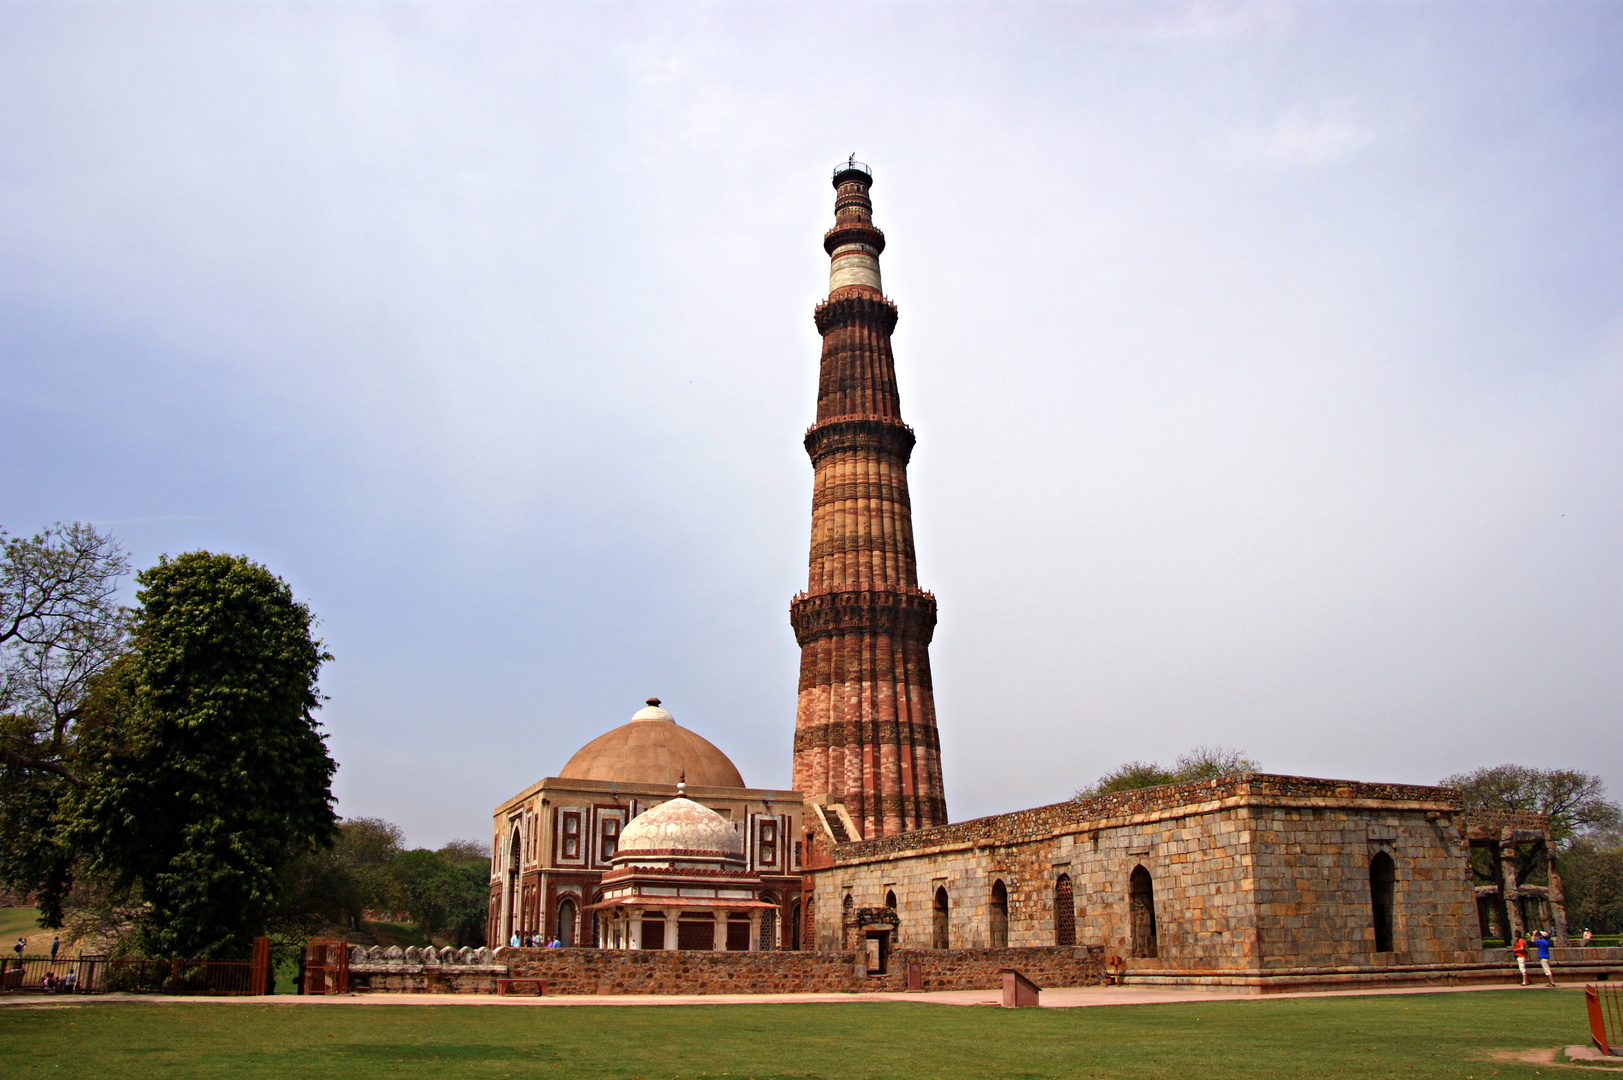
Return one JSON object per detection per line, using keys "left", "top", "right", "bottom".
{"left": 789, "top": 159, "right": 948, "bottom": 840}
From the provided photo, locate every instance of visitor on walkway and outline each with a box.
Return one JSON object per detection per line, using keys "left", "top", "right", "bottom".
{"left": 11, "top": 937, "right": 22, "bottom": 959}
{"left": 509, "top": 933, "right": 520, "bottom": 948}
{"left": 1583, "top": 928, "right": 1593, "bottom": 946}
{"left": 548, "top": 937, "right": 560, "bottom": 948}
{"left": 1534, "top": 931, "right": 1555, "bottom": 987}
{"left": 49, "top": 937, "right": 59, "bottom": 960}
{"left": 1512, "top": 933, "right": 1528, "bottom": 984}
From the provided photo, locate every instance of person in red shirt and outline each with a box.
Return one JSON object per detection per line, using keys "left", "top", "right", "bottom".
{"left": 1512, "top": 933, "right": 1528, "bottom": 985}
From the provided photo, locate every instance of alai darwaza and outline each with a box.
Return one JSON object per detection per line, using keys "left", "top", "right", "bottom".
{"left": 488, "top": 699, "right": 807, "bottom": 951}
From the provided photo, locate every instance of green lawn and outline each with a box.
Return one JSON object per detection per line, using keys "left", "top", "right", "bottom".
{"left": 0, "top": 989, "right": 1608, "bottom": 1079}
{"left": 0, "top": 908, "right": 39, "bottom": 942}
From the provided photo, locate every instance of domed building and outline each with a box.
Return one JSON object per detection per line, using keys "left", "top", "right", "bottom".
{"left": 587, "top": 792, "right": 779, "bottom": 951}
{"left": 488, "top": 699, "right": 804, "bottom": 951}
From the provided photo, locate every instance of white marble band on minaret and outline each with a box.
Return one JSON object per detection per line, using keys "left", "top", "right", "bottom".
{"left": 823, "top": 161, "right": 887, "bottom": 299}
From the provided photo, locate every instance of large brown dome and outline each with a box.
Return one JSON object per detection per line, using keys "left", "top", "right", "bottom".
{"left": 558, "top": 700, "right": 745, "bottom": 789}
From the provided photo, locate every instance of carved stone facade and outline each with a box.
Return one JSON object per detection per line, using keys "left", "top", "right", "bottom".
{"left": 789, "top": 161, "right": 947, "bottom": 841}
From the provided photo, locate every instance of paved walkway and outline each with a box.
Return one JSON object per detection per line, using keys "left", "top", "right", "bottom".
{"left": 0, "top": 981, "right": 1574, "bottom": 1010}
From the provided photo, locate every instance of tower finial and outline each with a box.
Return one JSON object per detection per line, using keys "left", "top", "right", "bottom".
{"left": 678, "top": 766, "right": 686, "bottom": 798}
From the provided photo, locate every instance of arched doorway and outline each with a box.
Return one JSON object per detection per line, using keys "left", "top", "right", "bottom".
{"left": 556, "top": 896, "right": 578, "bottom": 947}
{"left": 1054, "top": 874, "right": 1076, "bottom": 947}
{"left": 1370, "top": 852, "right": 1396, "bottom": 952}
{"left": 1128, "top": 865, "right": 1157, "bottom": 958}
{"left": 989, "top": 880, "right": 1009, "bottom": 949}
{"left": 505, "top": 827, "right": 522, "bottom": 944}
{"left": 791, "top": 900, "right": 802, "bottom": 951}
{"left": 759, "top": 892, "right": 778, "bottom": 950}
{"left": 932, "top": 886, "right": 950, "bottom": 949}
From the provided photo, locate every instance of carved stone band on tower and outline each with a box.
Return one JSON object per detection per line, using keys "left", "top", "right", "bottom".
{"left": 789, "top": 161, "right": 948, "bottom": 840}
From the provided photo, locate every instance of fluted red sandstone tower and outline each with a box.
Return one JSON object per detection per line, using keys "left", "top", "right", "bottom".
{"left": 789, "top": 161, "right": 947, "bottom": 840}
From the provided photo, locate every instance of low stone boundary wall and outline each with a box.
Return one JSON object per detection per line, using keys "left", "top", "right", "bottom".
{"left": 875, "top": 947, "right": 1105, "bottom": 993}
{"left": 348, "top": 944, "right": 506, "bottom": 994}
{"left": 349, "top": 945, "right": 1106, "bottom": 996}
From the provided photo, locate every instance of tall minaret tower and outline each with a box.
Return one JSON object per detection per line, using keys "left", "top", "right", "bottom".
{"left": 789, "top": 160, "right": 947, "bottom": 840}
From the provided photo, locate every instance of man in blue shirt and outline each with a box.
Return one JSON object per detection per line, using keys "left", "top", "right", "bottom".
{"left": 1533, "top": 931, "right": 1556, "bottom": 986}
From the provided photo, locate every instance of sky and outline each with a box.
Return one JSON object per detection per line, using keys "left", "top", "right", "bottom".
{"left": 3, "top": 2, "right": 1618, "bottom": 851}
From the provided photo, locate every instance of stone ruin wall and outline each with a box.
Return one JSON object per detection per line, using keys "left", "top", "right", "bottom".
{"left": 348, "top": 944, "right": 1103, "bottom": 995}
{"left": 812, "top": 773, "right": 1484, "bottom": 974}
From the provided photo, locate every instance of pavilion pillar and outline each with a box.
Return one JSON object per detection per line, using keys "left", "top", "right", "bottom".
{"left": 748, "top": 912, "right": 762, "bottom": 952}
{"left": 662, "top": 914, "right": 677, "bottom": 951}
{"left": 713, "top": 911, "right": 728, "bottom": 951}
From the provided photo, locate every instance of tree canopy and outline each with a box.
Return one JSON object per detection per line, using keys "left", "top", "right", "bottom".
{"left": 0, "top": 535, "right": 340, "bottom": 959}
{"left": 1075, "top": 745, "right": 1261, "bottom": 799}
{"left": 1440, "top": 765, "right": 1621, "bottom": 848}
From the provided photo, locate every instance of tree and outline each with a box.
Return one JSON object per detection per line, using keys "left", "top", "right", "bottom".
{"left": 0, "top": 523, "right": 131, "bottom": 922}
{"left": 63, "top": 552, "right": 338, "bottom": 958}
{"left": 392, "top": 847, "right": 489, "bottom": 946}
{"left": 1439, "top": 765, "right": 1621, "bottom": 849}
{"left": 1075, "top": 745, "right": 1261, "bottom": 799}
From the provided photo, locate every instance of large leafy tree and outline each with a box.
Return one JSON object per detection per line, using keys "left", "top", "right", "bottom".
{"left": 0, "top": 523, "right": 131, "bottom": 922}
{"left": 1439, "top": 765, "right": 1621, "bottom": 849}
{"left": 392, "top": 844, "right": 490, "bottom": 947}
{"left": 64, "top": 551, "right": 338, "bottom": 958}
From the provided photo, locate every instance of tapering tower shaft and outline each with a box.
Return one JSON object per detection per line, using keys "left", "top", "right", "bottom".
{"left": 790, "top": 162, "right": 947, "bottom": 839}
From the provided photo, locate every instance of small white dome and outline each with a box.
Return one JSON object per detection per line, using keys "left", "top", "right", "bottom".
{"left": 630, "top": 704, "right": 675, "bottom": 723}
{"left": 616, "top": 797, "right": 743, "bottom": 862}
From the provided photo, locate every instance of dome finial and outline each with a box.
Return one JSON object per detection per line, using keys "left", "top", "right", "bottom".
{"left": 678, "top": 766, "right": 686, "bottom": 797}
{"left": 646, "top": 697, "right": 661, "bottom": 707}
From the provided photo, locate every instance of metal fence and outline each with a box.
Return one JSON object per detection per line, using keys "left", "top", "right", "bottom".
{"left": 1, "top": 937, "right": 269, "bottom": 996}
{"left": 1588, "top": 984, "right": 1623, "bottom": 1057}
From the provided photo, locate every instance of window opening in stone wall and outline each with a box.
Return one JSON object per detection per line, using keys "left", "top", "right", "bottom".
{"left": 933, "top": 886, "right": 950, "bottom": 949}
{"left": 600, "top": 817, "right": 619, "bottom": 861}
{"left": 792, "top": 900, "right": 804, "bottom": 950}
{"left": 727, "top": 914, "right": 753, "bottom": 951}
{"left": 1371, "top": 851, "right": 1396, "bottom": 952}
{"left": 759, "top": 820, "right": 777, "bottom": 865}
{"left": 678, "top": 917, "right": 715, "bottom": 951}
{"left": 842, "top": 893, "right": 856, "bottom": 950}
{"left": 556, "top": 897, "right": 578, "bottom": 947}
{"left": 990, "top": 879, "right": 1009, "bottom": 949}
{"left": 640, "top": 916, "right": 667, "bottom": 949}
{"left": 1129, "top": 865, "right": 1158, "bottom": 958}
{"left": 885, "top": 890, "right": 897, "bottom": 910}
{"left": 561, "top": 812, "right": 581, "bottom": 859}
{"left": 1055, "top": 874, "right": 1076, "bottom": 947}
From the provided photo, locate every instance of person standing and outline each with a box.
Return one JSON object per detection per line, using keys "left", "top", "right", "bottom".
{"left": 1512, "top": 933, "right": 1528, "bottom": 985}
{"left": 1583, "top": 928, "right": 1593, "bottom": 946}
{"left": 1534, "top": 931, "right": 1556, "bottom": 987}
{"left": 49, "top": 937, "right": 59, "bottom": 961}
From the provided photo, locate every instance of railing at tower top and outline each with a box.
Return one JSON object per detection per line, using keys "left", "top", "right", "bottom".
{"left": 833, "top": 159, "right": 871, "bottom": 180}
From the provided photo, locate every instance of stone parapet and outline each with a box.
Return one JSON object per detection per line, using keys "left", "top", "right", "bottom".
{"left": 832, "top": 774, "right": 1463, "bottom": 864}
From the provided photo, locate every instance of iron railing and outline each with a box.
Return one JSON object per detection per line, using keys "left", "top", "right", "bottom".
{"left": 1588, "top": 984, "right": 1623, "bottom": 1057}
{"left": 834, "top": 158, "right": 871, "bottom": 180}
{"left": 0, "top": 937, "right": 269, "bottom": 996}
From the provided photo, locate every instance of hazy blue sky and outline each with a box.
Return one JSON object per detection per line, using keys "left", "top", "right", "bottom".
{"left": 4, "top": 2, "right": 1618, "bottom": 849}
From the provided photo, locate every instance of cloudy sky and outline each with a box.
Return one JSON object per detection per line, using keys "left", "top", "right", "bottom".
{"left": 4, "top": 2, "right": 1618, "bottom": 849}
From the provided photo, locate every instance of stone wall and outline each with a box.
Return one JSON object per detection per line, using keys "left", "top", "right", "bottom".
{"left": 350, "top": 945, "right": 1104, "bottom": 996}
{"left": 810, "top": 773, "right": 1483, "bottom": 979}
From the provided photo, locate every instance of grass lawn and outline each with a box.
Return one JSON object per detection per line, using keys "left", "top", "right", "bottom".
{"left": 0, "top": 989, "right": 1609, "bottom": 1079}
{"left": 0, "top": 908, "right": 40, "bottom": 942}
